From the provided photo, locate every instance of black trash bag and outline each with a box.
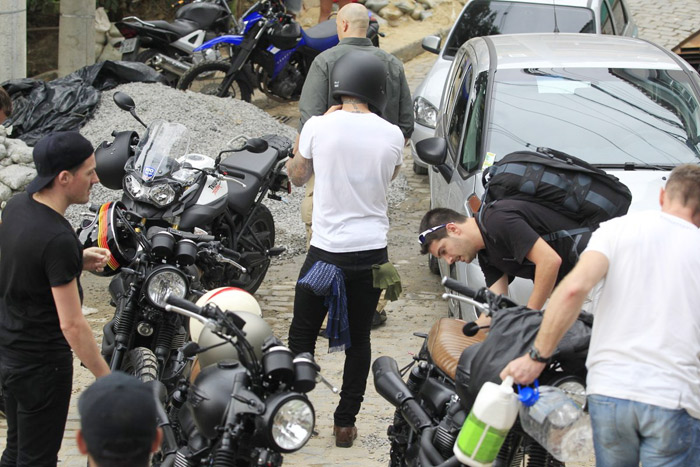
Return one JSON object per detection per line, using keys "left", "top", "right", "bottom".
{"left": 462, "top": 306, "right": 592, "bottom": 408}
{"left": 2, "top": 61, "right": 167, "bottom": 146}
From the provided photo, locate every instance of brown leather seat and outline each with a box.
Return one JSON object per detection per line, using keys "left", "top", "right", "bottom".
{"left": 427, "top": 318, "right": 486, "bottom": 380}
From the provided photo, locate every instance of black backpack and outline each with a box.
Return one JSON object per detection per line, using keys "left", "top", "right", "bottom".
{"left": 480, "top": 147, "right": 632, "bottom": 228}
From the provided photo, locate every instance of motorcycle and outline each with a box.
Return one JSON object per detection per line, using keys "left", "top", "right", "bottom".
{"left": 176, "top": 0, "right": 380, "bottom": 102}
{"left": 372, "top": 278, "right": 592, "bottom": 467}
{"left": 146, "top": 293, "right": 332, "bottom": 467}
{"left": 95, "top": 91, "right": 290, "bottom": 294}
{"left": 77, "top": 201, "right": 238, "bottom": 389}
{"left": 116, "top": 0, "right": 236, "bottom": 85}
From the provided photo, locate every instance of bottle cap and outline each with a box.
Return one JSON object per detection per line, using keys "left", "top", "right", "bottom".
{"left": 517, "top": 380, "right": 540, "bottom": 407}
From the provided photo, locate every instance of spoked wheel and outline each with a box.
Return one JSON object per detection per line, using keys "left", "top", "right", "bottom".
{"left": 122, "top": 347, "right": 159, "bottom": 383}
{"left": 177, "top": 60, "right": 252, "bottom": 101}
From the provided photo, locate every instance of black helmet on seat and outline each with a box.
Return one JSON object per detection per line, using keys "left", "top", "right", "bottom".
{"left": 330, "top": 50, "right": 387, "bottom": 116}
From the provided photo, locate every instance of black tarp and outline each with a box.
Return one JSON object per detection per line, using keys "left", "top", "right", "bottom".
{"left": 1, "top": 61, "right": 167, "bottom": 145}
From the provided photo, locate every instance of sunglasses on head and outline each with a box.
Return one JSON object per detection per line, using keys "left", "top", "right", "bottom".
{"left": 418, "top": 223, "right": 447, "bottom": 245}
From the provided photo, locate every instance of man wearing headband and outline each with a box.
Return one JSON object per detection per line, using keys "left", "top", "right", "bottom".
{"left": 77, "top": 372, "right": 162, "bottom": 466}
{"left": 0, "top": 131, "right": 111, "bottom": 465}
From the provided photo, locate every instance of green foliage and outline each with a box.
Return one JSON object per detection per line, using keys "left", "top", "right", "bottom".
{"left": 27, "top": 0, "right": 59, "bottom": 16}
{"left": 98, "top": 0, "right": 121, "bottom": 15}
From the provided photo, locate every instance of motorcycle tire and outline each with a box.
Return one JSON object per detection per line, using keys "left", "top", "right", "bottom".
{"left": 122, "top": 347, "right": 159, "bottom": 383}
{"left": 177, "top": 60, "right": 253, "bottom": 102}
{"left": 136, "top": 49, "right": 181, "bottom": 87}
{"left": 235, "top": 205, "right": 275, "bottom": 293}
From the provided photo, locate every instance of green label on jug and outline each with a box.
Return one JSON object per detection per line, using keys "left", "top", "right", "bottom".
{"left": 456, "top": 412, "right": 510, "bottom": 463}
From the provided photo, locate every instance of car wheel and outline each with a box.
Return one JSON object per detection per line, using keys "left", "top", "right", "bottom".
{"left": 413, "top": 161, "right": 428, "bottom": 175}
{"left": 428, "top": 254, "right": 439, "bottom": 275}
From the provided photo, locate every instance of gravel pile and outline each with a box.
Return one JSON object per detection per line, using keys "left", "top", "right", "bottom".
{"left": 72, "top": 82, "right": 408, "bottom": 259}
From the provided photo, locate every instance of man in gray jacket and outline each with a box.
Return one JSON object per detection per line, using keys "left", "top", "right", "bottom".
{"left": 298, "top": 4, "right": 413, "bottom": 327}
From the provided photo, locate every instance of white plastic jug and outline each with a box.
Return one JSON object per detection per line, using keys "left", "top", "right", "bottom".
{"left": 453, "top": 376, "right": 519, "bottom": 467}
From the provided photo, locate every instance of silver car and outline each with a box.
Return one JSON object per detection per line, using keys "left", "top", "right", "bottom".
{"left": 411, "top": 0, "right": 638, "bottom": 175}
{"left": 418, "top": 33, "right": 700, "bottom": 319}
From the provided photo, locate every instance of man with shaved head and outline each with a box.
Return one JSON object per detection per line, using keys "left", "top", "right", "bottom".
{"left": 297, "top": 3, "right": 412, "bottom": 328}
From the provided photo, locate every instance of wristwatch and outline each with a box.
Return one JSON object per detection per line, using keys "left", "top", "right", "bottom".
{"left": 528, "top": 345, "right": 551, "bottom": 364}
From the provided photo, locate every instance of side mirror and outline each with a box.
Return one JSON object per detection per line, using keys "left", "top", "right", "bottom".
{"left": 113, "top": 92, "right": 136, "bottom": 112}
{"left": 422, "top": 35, "right": 441, "bottom": 55}
{"left": 416, "top": 137, "right": 452, "bottom": 181}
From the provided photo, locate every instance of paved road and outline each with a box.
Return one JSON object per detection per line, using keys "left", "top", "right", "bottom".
{"left": 0, "top": 0, "right": 697, "bottom": 464}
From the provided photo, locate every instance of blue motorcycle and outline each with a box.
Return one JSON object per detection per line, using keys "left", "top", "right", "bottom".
{"left": 176, "top": 0, "right": 379, "bottom": 102}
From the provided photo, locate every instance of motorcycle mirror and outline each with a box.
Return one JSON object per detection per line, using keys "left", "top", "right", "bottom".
{"left": 113, "top": 92, "right": 136, "bottom": 112}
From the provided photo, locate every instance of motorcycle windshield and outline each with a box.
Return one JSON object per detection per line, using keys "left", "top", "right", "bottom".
{"left": 133, "top": 121, "right": 191, "bottom": 182}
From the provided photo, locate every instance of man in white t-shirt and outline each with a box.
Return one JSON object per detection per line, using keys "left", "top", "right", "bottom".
{"left": 285, "top": 51, "right": 403, "bottom": 448}
{"left": 500, "top": 164, "right": 700, "bottom": 466}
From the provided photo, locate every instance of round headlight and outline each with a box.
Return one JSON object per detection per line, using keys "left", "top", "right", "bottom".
{"left": 265, "top": 394, "right": 315, "bottom": 453}
{"left": 414, "top": 96, "right": 438, "bottom": 129}
{"left": 149, "top": 183, "right": 177, "bottom": 207}
{"left": 124, "top": 174, "right": 145, "bottom": 199}
{"left": 144, "top": 266, "right": 188, "bottom": 308}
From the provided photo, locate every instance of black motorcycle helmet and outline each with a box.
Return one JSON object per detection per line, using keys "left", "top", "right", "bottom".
{"left": 330, "top": 50, "right": 388, "bottom": 116}
{"left": 94, "top": 130, "right": 139, "bottom": 190}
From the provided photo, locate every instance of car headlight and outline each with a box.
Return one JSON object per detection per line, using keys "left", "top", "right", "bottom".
{"left": 124, "top": 174, "right": 145, "bottom": 199}
{"left": 414, "top": 96, "right": 438, "bottom": 129}
{"left": 144, "top": 266, "right": 188, "bottom": 308}
{"left": 149, "top": 183, "right": 177, "bottom": 207}
{"left": 263, "top": 393, "right": 315, "bottom": 453}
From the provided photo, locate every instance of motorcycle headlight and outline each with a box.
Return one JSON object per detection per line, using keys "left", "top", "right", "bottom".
{"left": 414, "top": 96, "right": 438, "bottom": 129}
{"left": 149, "top": 183, "right": 177, "bottom": 207}
{"left": 262, "top": 393, "right": 315, "bottom": 453}
{"left": 144, "top": 266, "right": 188, "bottom": 308}
{"left": 124, "top": 174, "right": 145, "bottom": 199}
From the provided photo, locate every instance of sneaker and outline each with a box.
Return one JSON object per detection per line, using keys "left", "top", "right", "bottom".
{"left": 371, "top": 309, "right": 387, "bottom": 329}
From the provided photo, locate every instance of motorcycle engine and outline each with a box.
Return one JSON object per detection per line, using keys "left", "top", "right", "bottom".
{"left": 269, "top": 63, "right": 304, "bottom": 100}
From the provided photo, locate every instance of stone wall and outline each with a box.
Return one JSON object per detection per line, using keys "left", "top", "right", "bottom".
{"left": 360, "top": 0, "right": 463, "bottom": 24}
{"left": 0, "top": 126, "right": 35, "bottom": 209}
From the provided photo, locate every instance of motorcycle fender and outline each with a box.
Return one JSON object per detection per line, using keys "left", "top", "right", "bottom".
{"left": 194, "top": 34, "right": 244, "bottom": 52}
{"left": 418, "top": 377, "right": 455, "bottom": 420}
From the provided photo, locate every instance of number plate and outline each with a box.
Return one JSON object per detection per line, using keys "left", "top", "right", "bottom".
{"left": 120, "top": 38, "right": 138, "bottom": 54}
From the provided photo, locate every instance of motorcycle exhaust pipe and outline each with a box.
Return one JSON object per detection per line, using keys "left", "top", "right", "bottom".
{"left": 152, "top": 53, "right": 190, "bottom": 76}
{"left": 372, "top": 356, "right": 432, "bottom": 433}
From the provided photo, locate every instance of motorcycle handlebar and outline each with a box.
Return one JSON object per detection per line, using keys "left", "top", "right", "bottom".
{"left": 441, "top": 277, "right": 478, "bottom": 299}
{"left": 165, "top": 294, "right": 202, "bottom": 315}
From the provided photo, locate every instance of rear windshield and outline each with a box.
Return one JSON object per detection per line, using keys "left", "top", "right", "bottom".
{"left": 485, "top": 67, "right": 700, "bottom": 167}
{"left": 443, "top": 1, "right": 595, "bottom": 58}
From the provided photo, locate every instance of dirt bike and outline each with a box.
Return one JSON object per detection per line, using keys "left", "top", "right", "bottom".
{"left": 372, "top": 278, "right": 592, "bottom": 466}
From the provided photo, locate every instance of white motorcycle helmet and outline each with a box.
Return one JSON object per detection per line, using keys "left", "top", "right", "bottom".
{"left": 191, "top": 287, "right": 271, "bottom": 369}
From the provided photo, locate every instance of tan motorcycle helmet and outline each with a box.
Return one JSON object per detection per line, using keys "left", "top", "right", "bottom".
{"left": 191, "top": 287, "right": 271, "bottom": 370}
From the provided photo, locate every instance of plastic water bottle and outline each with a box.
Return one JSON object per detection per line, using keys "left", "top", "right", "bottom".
{"left": 453, "top": 376, "right": 519, "bottom": 467}
{"left": 518, "top": 384, "right": 594, "bottom": 462}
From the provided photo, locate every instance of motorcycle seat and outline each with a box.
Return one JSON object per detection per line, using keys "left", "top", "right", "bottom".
{"left": 220, "top": 147, "right": 278, "bottom": 180}
{"left": 428, "top": 318, "right": 486, "bottom": 380}
{"left": 148, "top": 19, "right": 201, "bottom": 36}
{"left": 302, "top": 19, "right": 340, "bottom": 50}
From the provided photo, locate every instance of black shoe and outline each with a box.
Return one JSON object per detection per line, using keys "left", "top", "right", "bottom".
{"left": 371, "top": 309, "right": 387, "bottom": 329}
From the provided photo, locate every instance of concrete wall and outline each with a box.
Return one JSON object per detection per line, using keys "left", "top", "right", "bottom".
{"left": 58, "top": 0, "right": 96, "bottom": 77}
{"left": 0, "top": 0, "right": 27, "bottom": 82}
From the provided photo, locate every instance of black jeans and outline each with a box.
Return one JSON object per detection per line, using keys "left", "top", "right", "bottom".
{"left": 288, "top": 246, "right": 387, "bottom": 427}
{"left": 0, "top": 350, "right": 73, "bottom": 467}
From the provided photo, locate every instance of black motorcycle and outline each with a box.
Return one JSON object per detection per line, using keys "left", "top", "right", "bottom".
{"left": 146, "top": 294, "right": 330, "bottom": 467}
{"left": 77, "top": 202, "right": 238, "bottom": 389}
{"left": 96, "top": 91, "right": 289, "bottom": 294}
{"left": 117, "top": 0, "right": 236, "bottom": 85}
{"left": 372, "top": 278, "right": 592, "bottom": 467}
{"left": 176, "top": 0, "right": 380, "bottom": 102}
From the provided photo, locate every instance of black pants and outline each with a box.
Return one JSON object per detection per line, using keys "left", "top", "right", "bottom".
{"left": 0, "top": 351, "right": 73, "bottom": 467}
{"left": 288, "top": 246, "right": 386, "bottom": 427}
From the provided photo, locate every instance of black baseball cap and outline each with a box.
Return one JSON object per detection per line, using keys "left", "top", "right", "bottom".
{"left": 78, "top": 372, "right": 158, "bottom": 459}
{"left": 26, "top": 131, "right": 94, "bottom": 194}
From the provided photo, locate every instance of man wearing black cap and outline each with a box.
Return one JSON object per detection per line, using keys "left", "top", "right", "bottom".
{"left": 0, "top": 131, "right": 111, "bottom": 466}
{"left": 77, "top": 372, "right": 162, "bottom": 467}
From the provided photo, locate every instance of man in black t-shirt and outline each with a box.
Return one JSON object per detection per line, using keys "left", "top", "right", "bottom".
{"left": 419, "top": 203, "right": 590, "bottom": 311}
{"left": 0, "top": 131, "right": 111, "bottom": 466}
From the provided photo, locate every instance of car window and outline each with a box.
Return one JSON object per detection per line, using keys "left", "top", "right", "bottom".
{"left": 446, "top": 62, "right": 473, "bottom": 157}
{"left": 460, "top": 72, "right": 488, "bottom": 172}
{"left": 443, "top": 0, "right": 595, "bottom": 58}
{"left": 600, "top": 1, "right": 615, "bottom": 34}
{"left": 485, "top": 67, "right": 700, "bottom": 167}
{"left": 610, "top": 0, "right": 628, "bottom": 32}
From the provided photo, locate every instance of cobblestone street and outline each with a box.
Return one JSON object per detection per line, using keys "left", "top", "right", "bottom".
{"left": 1, "top": 0, "right": 698, "bottom": 464}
